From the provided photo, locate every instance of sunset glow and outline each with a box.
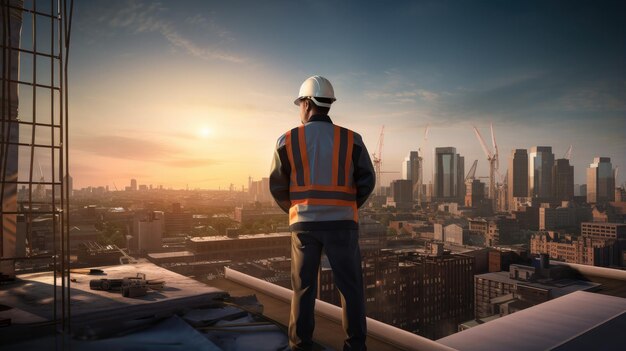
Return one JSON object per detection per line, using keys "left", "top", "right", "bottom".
{"left": 65, "top": 0, "right": 624, "bottom": 191}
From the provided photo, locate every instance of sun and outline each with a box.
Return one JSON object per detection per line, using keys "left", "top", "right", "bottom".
{"left": 199, "top": 127, "right": 211, "bottom": 138}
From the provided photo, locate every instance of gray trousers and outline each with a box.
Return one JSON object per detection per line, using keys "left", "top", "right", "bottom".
{"left": 289, "top": 230, "right": 367, "bottom": 351}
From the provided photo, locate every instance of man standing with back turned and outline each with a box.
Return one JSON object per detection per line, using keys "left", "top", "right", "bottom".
{"left": 270, "top": 76, "right": 376, "bottom": 351}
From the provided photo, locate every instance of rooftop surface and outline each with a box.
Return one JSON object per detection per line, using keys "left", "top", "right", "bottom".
{"left": 210, "top": 277, "right": 406, "bottom": 351}
{"left": 147, "top": 250, "right": 196, "bottom": 259}
{"left": 438, "top": 291, "right": 626, "bottom": 351}
{"left": 190, "top": 232, "right": 291, "bottom": 242}
{"left": 475, "top": 271, "right": 601, "bottom": 298}
{"left": 0, "top": 262, "right": 297, "bottom": 350}
{"left": 2, "top": 259, "right": 624, "bottom": 350}
{"left": 0, "top": 261, "right": 225, "bottom": 323}
{"left": 0, "top": 261, "right": 403, "bottom": 350}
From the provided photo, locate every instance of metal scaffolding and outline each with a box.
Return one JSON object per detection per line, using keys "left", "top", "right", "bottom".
{"left": 1, "top": 0, "right": 72, "bottom": 332}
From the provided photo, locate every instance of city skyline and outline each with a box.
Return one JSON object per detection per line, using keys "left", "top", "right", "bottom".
{"left": 54, "top": 0, "right": 624, "bottom": 189}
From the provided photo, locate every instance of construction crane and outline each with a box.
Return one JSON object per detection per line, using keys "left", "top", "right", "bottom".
{"left": 465, "top": 160, "right": 478, "bottom": 181}
{"left": 370, "top": 125, "right": 400, "bottom": 195}
{"left": 473, "top": 124, "right": 499, "bottom": 211}
{"left": 563, "top": 145, "right": 573, "bottom": 160}
{"left": 372, "top": 125, "right": 385, "bottom": 195}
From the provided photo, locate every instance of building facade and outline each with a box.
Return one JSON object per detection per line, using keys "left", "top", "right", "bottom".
{"left": 390, "top": 179, "right": 413, "bottom": 208}
{"left": 508, "top": 149, "right": 529, "bottom": 211}
{"left": 137, "top": 211, "right": 164, "bottom": 253}
{"left": 581, "top": 222, "right": 626, "bottom": 240}
{"left": 530, "top": 231, "right": 620, "bottom": 267}
{"left": 187, "top": 232, "right": 291, "bottom": 261}
{"left": 529, "top": 146, "right": 554, "bottom": 200}
{"left": 587, "top": 157, "right": 615, "bottom": 204}
{"left": 434, "top": 147, "right": 464, "bottom": 202}
{"left": 402, "top": 151, "right": 422, "bottom": 203}
{"left": 552, "top": 158, "right": 574, "bottom": 201}
{"left": 465, "top": 179, "right": 485, "bottom": 208}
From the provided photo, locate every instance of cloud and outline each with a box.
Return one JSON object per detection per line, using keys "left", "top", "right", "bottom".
{"left": 161, "top": 30, "right": 245, "bottom": 63}
{"left": 73, "top": 134, "right": 221, "bottom": 170}
{"left": 365, "top": 88, "right": 440, "bottom": 104}
{"left": 443, "top": 72, "right": 626, "bottom": 126}
{"left": 557, "top": 83, "right": 626, "bottom": 112}
{"left": 105, "top": 0, "right": 245, "bottom": 63}
{"left": 73, "top": 135, "right": 174, "bottom": 160}
{"left": 161, "top": 158, "right": 218, "bottom": 168}
{"left": 184, "top": 13, "right": 231, "bottom": 39}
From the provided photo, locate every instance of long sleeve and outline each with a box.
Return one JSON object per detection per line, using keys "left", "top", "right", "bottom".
{"left": 269, "top": 135, "right": 291, "bottom": 213}
{"left": 352, "top": 133, "right": 376, "bottom": 208}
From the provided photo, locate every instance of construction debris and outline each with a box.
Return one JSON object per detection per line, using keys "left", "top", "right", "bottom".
{"left": 89, "top": 273, "right": 165, "bottom": 298}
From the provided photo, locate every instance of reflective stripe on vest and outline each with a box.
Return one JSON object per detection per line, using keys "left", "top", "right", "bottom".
{"left": 286, "top": 124, "right": 358, "bottom": 222}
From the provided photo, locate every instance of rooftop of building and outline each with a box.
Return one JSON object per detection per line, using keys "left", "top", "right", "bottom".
{"left": 458, "top": 314, "right": 501, "bottom": 329}
{"left": 438, "top": 291, "right": 626, "bottom": 351}
{"left": 475, "top": 270, "right": 601, "bottom": 298}
{"left": 147, "top": 250, "right": 196, "bottom": 259}
{"left": 0, "top": 262, "right": 297, "bottom": 350}
{"left": 1, "top": 258, "right": 625, "bottom": 350}
{"left": 189, "top": 232, "right": 291, "bottom": 242}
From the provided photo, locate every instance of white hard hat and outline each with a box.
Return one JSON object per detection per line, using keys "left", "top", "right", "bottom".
{"left": 294, "top": 75, "right": 336, "bottom": 108}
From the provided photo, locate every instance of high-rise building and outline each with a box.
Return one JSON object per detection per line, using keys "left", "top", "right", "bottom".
{"left": 137, "top": 211, "right": 164, "bottom": 253}
{"left": 249, "top": 177, "right": 272, "bottom": 203}
{"left": 587, "top": 157, "right": 615, "bottom": 204}
{"left": 529, "top": 146, "right": 554, "bottom": 200}
{"left": 402, "top": 151, "right": 422, "bottom": 203}
{"left": 457, "top": 154, "right": 465, "bottom": 201}
{"left": 553, "top": 159, "right": 574, "bottom": 201}
{"left": 616, "top": 187, "right": 626, "bottom": 202}
{"left": 508, "top": 149, "right": 528, "bottom": 211}
{"left": 465, "top": 179, "right": 485, "bottom": 208}
{"left": 389, "top": 179, "right": 413, "bottom": 208}
{"left": 496, "top": 183, "right": 508, "bottom": 213}
{"left": 130, "top": 178, "right": 138, "bottom": 191}
{"left": 433, "top": 147, "right": 464, "bottom": 202}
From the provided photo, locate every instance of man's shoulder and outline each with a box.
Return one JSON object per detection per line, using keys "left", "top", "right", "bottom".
{"left": 275, "top": 127, "right": 296, "bottom": 148}
{"left": 275, "top": 133, "right": 287, "bottom": 148}
{"left": 334, "top": 125, "right": 364, "bottom": 144}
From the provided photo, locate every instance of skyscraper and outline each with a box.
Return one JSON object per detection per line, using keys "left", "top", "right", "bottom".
{"left": 433, "top": 147, "right": 464, "bottom": 202}
{"left": 587, "top": 157, "right": 615, "bottom": 204}
{"left": 465, "top": 179, "right": 485, "bottom": 208}
{"left": 130, "top": 178, "right": 138, "bottom": 191}
{"left": 552, "top": 159, "right": 574, "bottom": 201}
{"left": 457, "top": 154, "right": 465, "bottom": 201}
{"left": 529, "top": 146, "right": 554, "bottom": 199}
{"left": 402, "top": 151, "right": 422, "bottom": 203}
{"left": 508, "top": 149, "right": 528, "bottom": 211}
{"left": 390, "top": 179, "right": 413, "bottom": 208}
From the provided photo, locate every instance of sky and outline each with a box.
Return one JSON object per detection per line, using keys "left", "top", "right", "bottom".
{"left": 31, "top": 0, "right": 625, "bottom": 190}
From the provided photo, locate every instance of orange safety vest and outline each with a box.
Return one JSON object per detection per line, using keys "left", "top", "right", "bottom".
{"left": 284, "top": 124, "right": 359, "bottom": 225}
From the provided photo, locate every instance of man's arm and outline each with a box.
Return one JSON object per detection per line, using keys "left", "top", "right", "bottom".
{"left": 269, "top": 135, "right": 291, "bottom": 213}
{"left": 352, "top": 133, "right": 376, "bottom": 208}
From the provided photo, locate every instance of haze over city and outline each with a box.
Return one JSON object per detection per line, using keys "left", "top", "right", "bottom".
{"left": 58, "top": 0, "right": 624, "bottom": 190}
{"left": 3, "top": 1, "right": 626, "bottom": 349}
